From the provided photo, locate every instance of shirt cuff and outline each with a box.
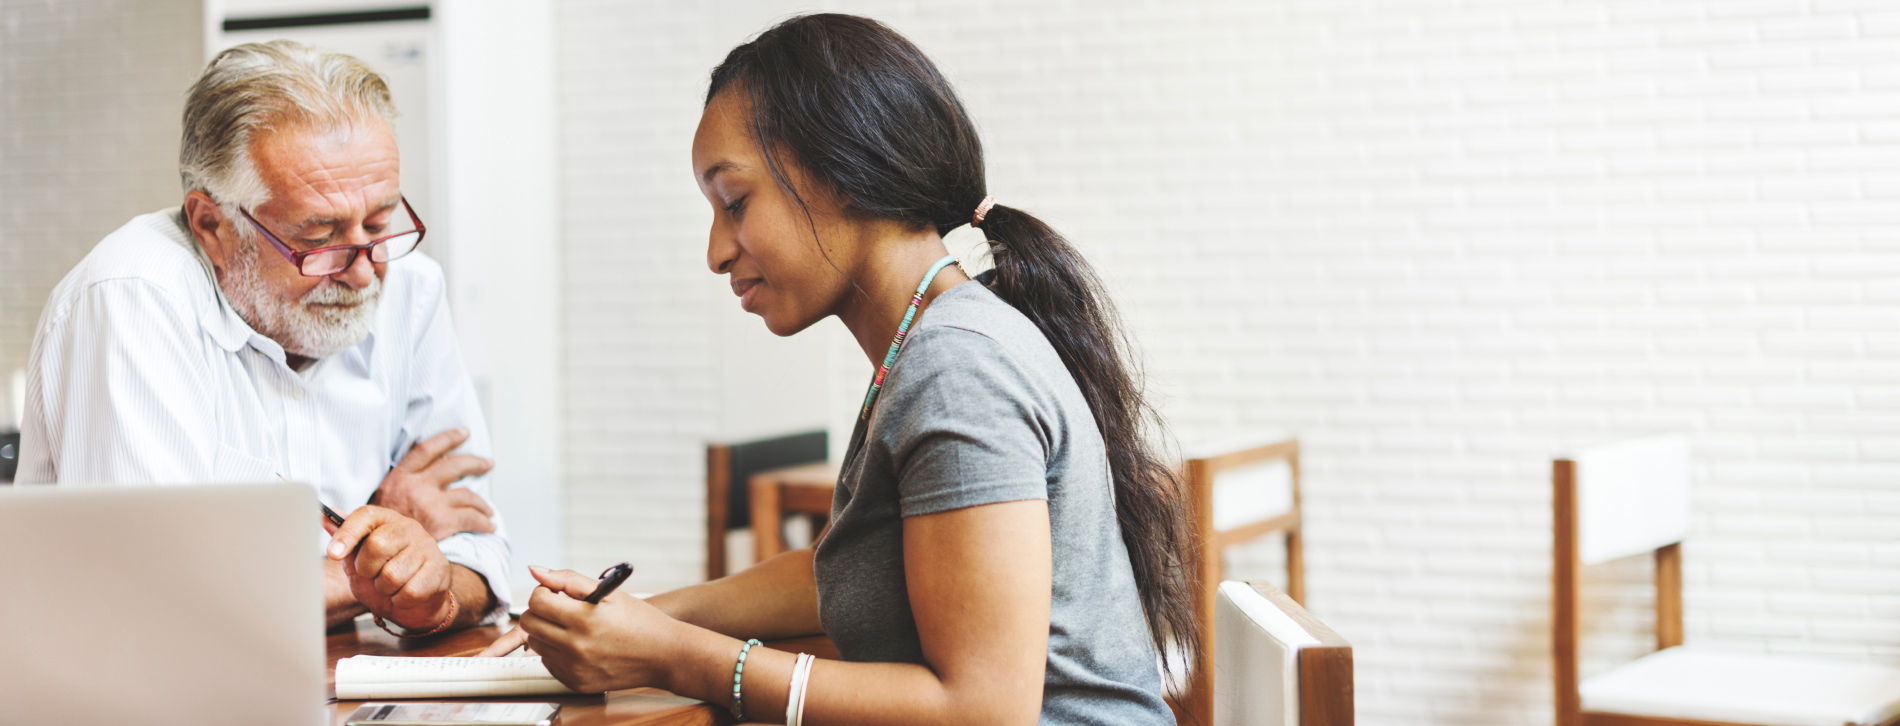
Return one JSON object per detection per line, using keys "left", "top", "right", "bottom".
{"left": 437, "top": 531, "right": 513, "bottom": 625}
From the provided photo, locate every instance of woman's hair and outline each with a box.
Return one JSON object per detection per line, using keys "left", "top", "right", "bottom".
{"left": 708, "top": 13, "right": 1201, "bottom": 684}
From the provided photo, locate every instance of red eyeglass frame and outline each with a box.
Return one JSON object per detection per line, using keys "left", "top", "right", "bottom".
{"left": 237, "top": 196, "right": 427, "bottom": 277}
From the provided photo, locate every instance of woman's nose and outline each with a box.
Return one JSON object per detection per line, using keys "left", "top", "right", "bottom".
{"left": 707, "top": 228, "right": 738, "bottom": 275}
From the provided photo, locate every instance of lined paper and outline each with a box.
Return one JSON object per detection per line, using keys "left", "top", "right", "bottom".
{"left": 334, "top": 656, "right": 577, "bottom": 699}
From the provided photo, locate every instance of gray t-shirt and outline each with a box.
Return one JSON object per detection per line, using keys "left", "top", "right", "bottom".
{"left": 813, "top": 281, "right": 1172, "bottom": 725}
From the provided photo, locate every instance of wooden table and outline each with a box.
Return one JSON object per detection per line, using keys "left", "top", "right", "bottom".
{"left": 327, "top": 619, "right": 838, "bottom": 725}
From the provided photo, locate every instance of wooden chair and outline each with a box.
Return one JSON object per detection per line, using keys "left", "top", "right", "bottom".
{"left": 1214, "top": 579, "right": 1353, "bottom": 726}
{"left": 1554, "top": 433, "right": 1900, "bottom": 726}
{"left": 1182, "top": 434, "right": 1306, "bottom": 725}
{"left": 748, "top": 460, "right": 841, "bottom": 564}
{"left": 705, "top": 430, "right": 827, "bottom": 580}
{"left": 0, "top": 430, "right": 17, "bottom": 483}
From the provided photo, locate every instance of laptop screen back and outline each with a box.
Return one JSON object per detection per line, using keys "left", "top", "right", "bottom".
{"left": 0, "top": 483, "right": 325, "bottom": 725}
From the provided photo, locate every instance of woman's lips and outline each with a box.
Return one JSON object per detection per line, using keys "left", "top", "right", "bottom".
{"left": 733, "top": 278, "right": 761, "bottom": 312}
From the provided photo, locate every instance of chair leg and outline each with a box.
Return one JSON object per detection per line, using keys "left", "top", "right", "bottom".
{"left": 1554, "top": 460, "right": 1582, "bottom": 726}
{"left": 1286, "top": 527, "right": 1306, "bottom": 606}
{"left": 707, "top": 447, "right": 731, "bottom": 581}
{"left": 1655, "top": 543, "right": 1683, "bottom": 650}
{"left": 751, "top": 479, "right": 783, "bottom": 564}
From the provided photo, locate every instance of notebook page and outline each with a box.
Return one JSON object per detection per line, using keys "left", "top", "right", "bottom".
{"left": 334, "top": 656, "right": 578, "bottom": 699}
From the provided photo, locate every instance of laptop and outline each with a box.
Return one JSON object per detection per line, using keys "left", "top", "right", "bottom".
{"left": 0, "top": 483, "right": 326, "bottom": 725}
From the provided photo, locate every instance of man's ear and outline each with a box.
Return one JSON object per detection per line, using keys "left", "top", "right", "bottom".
{"left": 183, "top": 190, "right": 232, "bottom": 272}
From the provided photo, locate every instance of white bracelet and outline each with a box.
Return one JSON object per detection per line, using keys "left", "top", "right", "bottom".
{"left": 786, "top": 652, "right": 816, "bottom": 726}
{"left": 784, "top": 653, "right": 805, "bottom": 726}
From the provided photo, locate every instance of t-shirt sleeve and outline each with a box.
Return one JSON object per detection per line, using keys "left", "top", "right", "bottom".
{"left": 879, "top": 324, "right": 1054, "bottom": 518}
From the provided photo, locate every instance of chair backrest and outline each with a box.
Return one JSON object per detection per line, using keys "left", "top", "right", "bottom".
{"left": 1214, "top": 580, "right": 1353, "bottom": 726}
{"left": 1552, "top": 433, "right": 1692, "bottom": 726}
{"left": 1181, "top": 434, "right": 1305, "bottom": 725}
{"left": 706, "top": 430, "right": 827, "bottom": 580}
{"left": 1183, "top": 432, "right": 1303, "bottom": 581}
{"left": 1191, "top": 434, "right": 1298, "bottom": 534}
{"left": 1569, "top": 433, "right": 1691, "bottom": 565}
{"left": 0, "top": 430, "right": 17, "bottom": 483}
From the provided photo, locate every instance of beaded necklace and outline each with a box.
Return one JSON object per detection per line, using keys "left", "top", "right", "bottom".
{"left": 859, "top": 254, "right": 959, "bottom": 421}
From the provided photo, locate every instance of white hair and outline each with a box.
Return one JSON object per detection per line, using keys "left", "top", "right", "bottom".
{"left": 221, "top": 231, "right": 383, "bottom": 358}
{"left": 179, "top": 40, "right": 398, "bottom": 223}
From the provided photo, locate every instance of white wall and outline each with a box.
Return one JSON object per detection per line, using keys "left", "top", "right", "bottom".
{"left": 558, "top": 2, "right": 1900, "bottom": 723}
{"left": 0, "top": 0, "right": 205, "bottom": 424}
{"left": 556, "top": 1, "right": 835, "bottom": 585}
{"left": 432, "top": 0, "right": 566, "bottom": 591}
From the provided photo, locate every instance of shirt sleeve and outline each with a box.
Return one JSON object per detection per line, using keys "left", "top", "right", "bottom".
{"left": 18, "top": 279, "right": 222, "bottom": 485}
{"left": 400, "top": 269, "right": 513, "bottom": 623}
{"left": 881, "top": 325, "right": 1055, "bottom": 518}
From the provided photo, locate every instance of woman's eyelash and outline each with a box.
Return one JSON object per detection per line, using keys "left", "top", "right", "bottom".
{"left": 724, "top": 196, "right": 746, "bottom": 217}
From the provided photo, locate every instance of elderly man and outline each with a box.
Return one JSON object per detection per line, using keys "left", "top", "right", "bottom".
{"left": 17, "top": 41, "right": 510, "bottom": 634}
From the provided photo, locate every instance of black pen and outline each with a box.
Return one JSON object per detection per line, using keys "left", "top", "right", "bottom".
{"left": 585, "top": 563, "right": 634, "bottom": 604}
{"left": 279, "top": 473, "right": 347, "bottom": 529}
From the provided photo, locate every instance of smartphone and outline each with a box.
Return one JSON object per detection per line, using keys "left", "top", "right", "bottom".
{"left": 344, "top": 702, "right": 559, "bottom": 726}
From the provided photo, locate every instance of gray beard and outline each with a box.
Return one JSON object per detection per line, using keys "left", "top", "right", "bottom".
{"left": 222, "top": 240, "right": 380, "bottom": 359}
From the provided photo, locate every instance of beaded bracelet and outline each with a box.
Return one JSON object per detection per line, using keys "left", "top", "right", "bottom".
{"left": 373, "top": 591, "right": 458, "bottom": 639}
{"left": 730, "top": 638, "right": 762, "bottom": 721}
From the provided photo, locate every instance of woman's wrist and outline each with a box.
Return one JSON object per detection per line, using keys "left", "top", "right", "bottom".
{"left": 657, "top": 619, "right": 732, "bottom": 697}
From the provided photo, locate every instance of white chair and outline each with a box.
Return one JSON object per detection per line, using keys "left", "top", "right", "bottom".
{"left": 1554, "top": 433, "right": 1900, "bottom": 726}
{"left": 1214, "top": 579, "right": 1353, "bottom": 726}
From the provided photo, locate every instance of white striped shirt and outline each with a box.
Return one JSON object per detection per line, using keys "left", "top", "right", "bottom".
{"left": 19, "top": 209, "right": 511, "bottom": 620}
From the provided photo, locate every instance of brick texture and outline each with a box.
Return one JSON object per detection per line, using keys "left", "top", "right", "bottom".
{"left": 556, "top": 2, "right": 1900, "bottom": 723}
{"left": 0, "top": 0, "right": 203, "bottom": 408}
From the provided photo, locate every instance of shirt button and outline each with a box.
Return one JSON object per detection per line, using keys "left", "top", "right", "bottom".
{"left": 291, "top": 388, "right": 306, "bottom": 401}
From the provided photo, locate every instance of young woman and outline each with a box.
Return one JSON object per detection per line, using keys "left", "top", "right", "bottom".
{"left": 482, "top": 14, "right": 1198, "bottom": 725}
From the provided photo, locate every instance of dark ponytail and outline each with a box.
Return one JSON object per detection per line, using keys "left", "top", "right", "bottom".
{"left": 709, "top": 13, "right": 1201, "bottom": 686}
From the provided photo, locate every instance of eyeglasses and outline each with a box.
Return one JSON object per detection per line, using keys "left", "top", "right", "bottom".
{"left": 238, "top": 196, "right": 426, "bottom": 277}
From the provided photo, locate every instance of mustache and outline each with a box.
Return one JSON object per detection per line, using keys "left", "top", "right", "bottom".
{"left": 301, "top": 276, "right": 380, "bottom": 307}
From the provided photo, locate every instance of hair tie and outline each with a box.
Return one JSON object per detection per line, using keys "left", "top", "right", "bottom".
{"left": 972, "top": 196, "right": 997, "bottom": 227}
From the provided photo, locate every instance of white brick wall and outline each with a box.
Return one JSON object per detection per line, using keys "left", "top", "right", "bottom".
{"left": 0, "top": 0, "right": 204, "bottom": 415}
{"left": 557, "top": 2, "right": 1900, "bottom": 723}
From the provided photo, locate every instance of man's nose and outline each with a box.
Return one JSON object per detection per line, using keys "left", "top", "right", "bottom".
{"left": 330, "top": 248, "right": 377, "bottom": 289}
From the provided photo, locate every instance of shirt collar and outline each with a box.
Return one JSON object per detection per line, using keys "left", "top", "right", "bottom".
{"left": 163, "top": 209, "right": 254, "bottom": 354}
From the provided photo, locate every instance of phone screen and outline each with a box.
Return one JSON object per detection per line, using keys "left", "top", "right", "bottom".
{"left": 345, "top": 702, "right": 558, "bottom": 725}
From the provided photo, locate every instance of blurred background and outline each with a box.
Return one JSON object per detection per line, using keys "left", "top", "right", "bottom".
{"left": 2, "top": 1, "right": 1897, "bottom": 723}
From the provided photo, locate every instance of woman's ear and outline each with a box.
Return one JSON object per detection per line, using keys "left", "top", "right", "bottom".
{"left": 182, "top": 190, "right": 233, "bottom": 271}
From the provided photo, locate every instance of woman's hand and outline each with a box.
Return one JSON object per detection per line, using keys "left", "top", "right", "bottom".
{"left": 475, "top": 623, "right": 531, "bottom": 657}
{"left": 499, "top": 566, "right": 691, "bottom": 694}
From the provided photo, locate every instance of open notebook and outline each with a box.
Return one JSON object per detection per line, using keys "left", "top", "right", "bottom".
{"left": 334, "top": 656, "right": 578, "bottom": 700}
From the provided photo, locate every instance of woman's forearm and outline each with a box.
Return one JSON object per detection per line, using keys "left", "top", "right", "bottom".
{"left": 649, "top": 548, "right": 823, "bottom": 639}
{"left": 661, "top": 626, "right": 1024, "bottom": 726}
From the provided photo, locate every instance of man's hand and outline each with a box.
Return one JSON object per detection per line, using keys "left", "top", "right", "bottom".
{"left": 374, "top": 428, "right": 496, "bottom": 541}
{"left": 328, "top": 505, "right": 456, "bottom": 631}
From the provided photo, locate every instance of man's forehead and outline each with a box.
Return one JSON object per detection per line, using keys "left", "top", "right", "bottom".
{"left": 251, "top": 122, "right": 401, "bottom": 223}
{"left": 287, "top": 195, "right": 403, "bottom": 228}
